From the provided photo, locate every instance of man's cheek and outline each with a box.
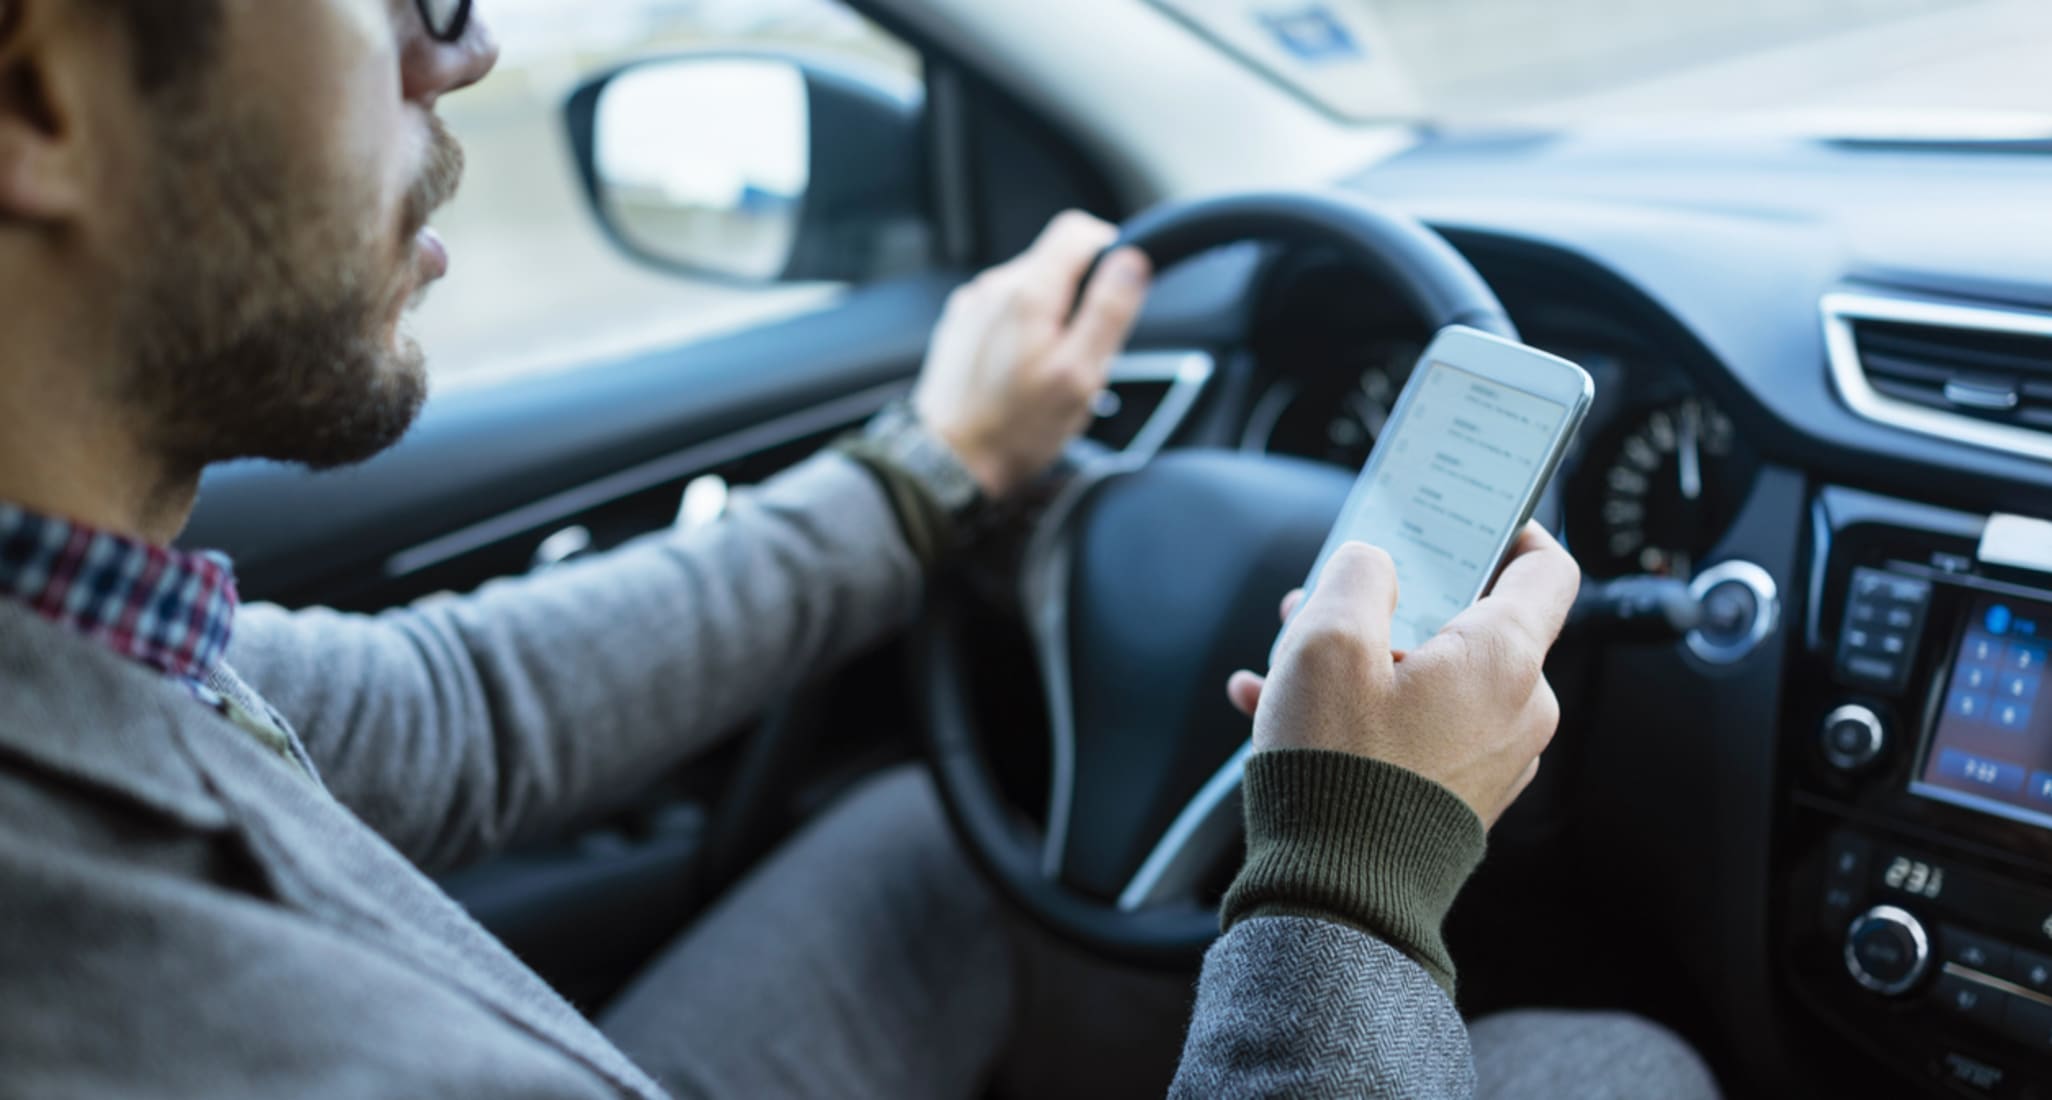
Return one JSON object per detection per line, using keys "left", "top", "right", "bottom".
{"left": 238, "top": 0, "right": 410, "bottom": 222}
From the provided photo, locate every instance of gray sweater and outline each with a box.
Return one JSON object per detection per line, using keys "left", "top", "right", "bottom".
{"left": 0, "top": 453, "right": 1473, "bottom": 1097}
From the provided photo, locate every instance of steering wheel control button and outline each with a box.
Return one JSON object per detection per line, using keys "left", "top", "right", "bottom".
{"left": 1932, "top": 971, "right": 2008, "bottom": 1029}
{"left": 1685, "top": 560, "right": 1779, "bottom": 665}
{"left": 1835, "top": 568, "right": 1933, "bottom": 693}
{"left": 1846, "top": 905, "right": 1931, "bottom": 996}
{"left": 1821, "top": 704, "right": 1888, "bottom": 771}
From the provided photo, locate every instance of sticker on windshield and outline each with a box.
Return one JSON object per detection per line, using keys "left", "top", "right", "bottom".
{"left": 1258, "top": 5, "right": 1363, "bottom": 64}
{"left": 1147, "top": 0, "right": 1423, "bottom": 120}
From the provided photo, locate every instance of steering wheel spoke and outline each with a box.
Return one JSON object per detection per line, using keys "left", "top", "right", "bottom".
{"left": 1117, "top": 742, "right": 1252, "bottom": 911}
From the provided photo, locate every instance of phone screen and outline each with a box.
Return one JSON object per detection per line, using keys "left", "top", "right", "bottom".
{"left": 1326, "top": 359, "right": 1574, "bottom": 651}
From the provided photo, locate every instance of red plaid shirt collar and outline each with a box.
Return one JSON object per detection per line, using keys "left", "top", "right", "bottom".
{"left": 0, "top": 501, "right": 237, "bottom": 691}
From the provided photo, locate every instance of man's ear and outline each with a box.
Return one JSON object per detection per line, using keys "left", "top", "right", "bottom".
{"left": 0, "top": 0, "right": 92, "bottom": 225}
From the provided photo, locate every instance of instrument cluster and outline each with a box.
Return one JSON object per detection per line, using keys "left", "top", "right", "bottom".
{"left": 1247, "top": 337, "right": 1759, "bottom": 582}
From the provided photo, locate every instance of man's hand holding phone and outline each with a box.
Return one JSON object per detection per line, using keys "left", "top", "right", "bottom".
{"left": 1227, "top": 523, "right": 1581, "bottom": 827}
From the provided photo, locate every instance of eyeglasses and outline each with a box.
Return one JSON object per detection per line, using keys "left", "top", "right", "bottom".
{"left": 416, "top": 0, "right": 472, "bottom": 43}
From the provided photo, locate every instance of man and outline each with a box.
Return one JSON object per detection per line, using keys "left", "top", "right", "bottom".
{"left": 0, "top": 0, "right": 1721, "bottom": 1096}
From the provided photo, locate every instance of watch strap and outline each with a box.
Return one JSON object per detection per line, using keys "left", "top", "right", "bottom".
{"left": 831, "top": 402, "right": 986, "bottom": 568}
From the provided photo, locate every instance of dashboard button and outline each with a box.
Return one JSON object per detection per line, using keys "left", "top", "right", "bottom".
{"left": 1999, "top": 671, "right": 2042, "bottom": 702}
{"left": 1933, "top": 971, "right": 2007, "bottom": 1029}
{"left": 1951, "top": 689, "right": 1992, "bottom": 721}
{"left": 1999, "top": 995, "right": 2052, "bottom": 1054}
{"left": 1842, "top": 654, "right": 1902, "bottom": 685}
{"left": 2010, "top": 948, "right": 2052, "bottom": 995}
{"left": 1825, "top": 833, "right": 1871, "bottom": 882}
{"left": 1965, "top": 635, "right": 2004, "bottom": 665}
{"left": 2028, "top": 773, "right": 2052, "bottom": 808}
{"left": 1820, "top": 834, "right": 1869, "bottom": 933}
{"left": 1942, "top": 927, "right": 2013, "bottom": 974}
{"left": 1836, "top": 570, "right": 1931, "bottom": 694}
{"left": 1884, "top": 575, "right": 1933, "bottom": 605}
{"left": 1821, "top": 884, "right": 1859, "bottom": 933}
{"left": 1936, "top": 749, "right": 2027, "bottom": 795}
{"left": 1938, "top": 1049, "right": 2013, "bottom": 1097}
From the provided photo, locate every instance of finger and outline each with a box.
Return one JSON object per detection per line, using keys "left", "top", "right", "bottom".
{"left": 1278, "top": 588, "right": 1307, "bottom": 624}
{"left": 1055, "top": 247, "right": 1152, "bottom": 379}
{"left": 1299, "top": 542, "right": 1400, "bottom": 660}
{"left": 1025, "top": 210, "right": 1120, "bottom": 290}
{"left": 1226, "top": 670, "right": 1264, "bottom": 718}
{"left": 1437, "top": 523, "right": 1581, "bottom": 657}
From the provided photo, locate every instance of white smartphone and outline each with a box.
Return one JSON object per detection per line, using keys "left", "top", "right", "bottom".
{"left": 1277, "top": 325, "right": 1595, "bottom": 661}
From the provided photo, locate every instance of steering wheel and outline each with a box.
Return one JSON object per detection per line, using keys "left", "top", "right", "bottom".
{"left": 915, "top": 190, "right": 1521, "bottom": 967}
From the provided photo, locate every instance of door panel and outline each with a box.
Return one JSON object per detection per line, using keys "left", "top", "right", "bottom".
{"left": 184, "top": 273, "right": 957, "bottom": 607}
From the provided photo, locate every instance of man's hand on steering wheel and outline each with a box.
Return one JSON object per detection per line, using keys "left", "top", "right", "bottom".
{"left": 915, "top": 189, "right": 1549, "bottom": 962}
{"left": 1226, "top": 525, "right": 1583, "bottom": 828}
{"left": 913, "top": 212, "right": 1154, "bottom": 500}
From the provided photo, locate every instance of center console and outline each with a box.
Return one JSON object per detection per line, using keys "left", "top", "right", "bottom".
{"left": 1784, "top": 488, "right": 2052, "bottom": 1098}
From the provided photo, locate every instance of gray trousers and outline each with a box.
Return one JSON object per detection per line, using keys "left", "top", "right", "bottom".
{"left": 600, "top": 768, "right": 1720, "bottom": 1100}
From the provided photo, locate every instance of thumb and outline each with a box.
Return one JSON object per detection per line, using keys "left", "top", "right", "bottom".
{"left": 1227, "top": 670, "right": 1265, "bottom": 718}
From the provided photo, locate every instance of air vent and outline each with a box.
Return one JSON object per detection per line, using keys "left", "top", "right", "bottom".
{"left": 1823, "top": 292, "right": 2052, "bottom": 462}
{"left": 1094, "top": 351, "right": 1214, "bottom": 460}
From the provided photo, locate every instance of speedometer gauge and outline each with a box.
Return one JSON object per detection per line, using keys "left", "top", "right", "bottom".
{"left": 1244, "top": 339, "right": 1422, "bottom": 466}
{"left": 1577, "top": 397, "right": 1749, "bottom": 580}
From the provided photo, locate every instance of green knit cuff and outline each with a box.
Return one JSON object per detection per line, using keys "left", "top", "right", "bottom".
{"left": 830, "top": 439, "right": 957, "bottom": 570}
{"left": 1223, "top": 749, "right": 1487, "bottom": 997}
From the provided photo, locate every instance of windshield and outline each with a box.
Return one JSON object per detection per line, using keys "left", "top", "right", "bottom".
{"left": 1151, "top": 0, "right": 2051, "bottom": 135}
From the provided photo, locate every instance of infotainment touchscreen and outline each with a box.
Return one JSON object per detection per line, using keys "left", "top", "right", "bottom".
{"left": 1912, "top": 595, "right": 2052, "bottom": 829}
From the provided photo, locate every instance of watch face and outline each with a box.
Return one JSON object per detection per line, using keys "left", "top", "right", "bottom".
{"left": 871, "top": 407, "right": 979, "bottom": 512}
{"left": 909, "top": 442, "right": 979, "bottom": 510}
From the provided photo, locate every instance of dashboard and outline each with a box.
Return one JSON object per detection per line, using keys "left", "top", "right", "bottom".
{"left": 1366, "top": 135, "right": 2052, "bottom": 1100}
{"left": 1117, "top": 130, "right": 2052, "bottom": 1099}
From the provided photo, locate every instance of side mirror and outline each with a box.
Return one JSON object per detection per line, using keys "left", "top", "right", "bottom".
{"left": 565, "top": 55, "right": 930, "bottom": 285}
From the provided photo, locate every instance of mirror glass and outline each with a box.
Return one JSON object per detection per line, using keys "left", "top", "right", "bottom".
{"left": 593, "top": 59, "right": 810, "bottom": 281}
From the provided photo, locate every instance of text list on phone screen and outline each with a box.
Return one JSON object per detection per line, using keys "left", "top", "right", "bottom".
{"left": 1334, "top": 361, "right": 1569, "bottom": 650}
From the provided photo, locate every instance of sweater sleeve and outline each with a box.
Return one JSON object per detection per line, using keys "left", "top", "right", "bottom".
{"left": 1168, "top": 749, "right": 1488, "bottom": 1099}
{"left": 1224, "top": 749, "right": 1487, "bottom": 996}
{"left": 223, "top": 452, "right": 923, "bottom": 874}
{"left": 1170, "top": 917, "right": 1478, "bottom": 1099}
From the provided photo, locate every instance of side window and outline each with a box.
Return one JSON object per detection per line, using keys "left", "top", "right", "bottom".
{"left": 416, "top": 0, "right": 922, "bottom": 388}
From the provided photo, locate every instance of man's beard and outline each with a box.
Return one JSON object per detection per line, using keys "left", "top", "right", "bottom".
{"left": 119, "top": 104, "right": 463, "bottom": 475}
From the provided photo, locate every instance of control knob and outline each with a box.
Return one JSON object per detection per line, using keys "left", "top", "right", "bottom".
{"left": 1844, "top": 905, "right": 1930, "bottom": 996}
{"left": 1821, "top": 704, "right": 1887, "bottom": 771}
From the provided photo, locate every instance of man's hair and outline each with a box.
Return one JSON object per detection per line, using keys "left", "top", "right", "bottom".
{"left": 96, "top": 0, "right": 221, "bottom": 92}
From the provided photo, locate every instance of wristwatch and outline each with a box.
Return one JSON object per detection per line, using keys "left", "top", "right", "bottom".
{"left": 860, "top": 400, "right": 986, "bottom": 523}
